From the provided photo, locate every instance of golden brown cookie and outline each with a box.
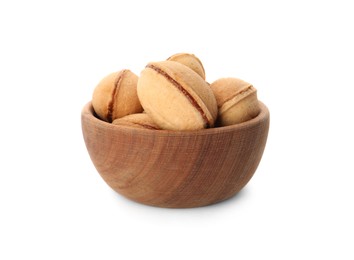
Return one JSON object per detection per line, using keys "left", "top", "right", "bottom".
{"left": 167, "top": 53, "right": 206, "bottom": 79}
{"left": 210, "top": 78, "right": 260, "bottom": 126}
{"left": 92, "top": 70, "right": 143, "bottom": 122}
{"left": 112, "top": 113, "right": 160, "bottom": 130}
{"left": 137, "top": 61, "right": 217, "bottom": 130}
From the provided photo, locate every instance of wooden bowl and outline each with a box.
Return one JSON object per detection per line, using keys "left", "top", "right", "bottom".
{"left": 81, "top": 102, "right": 269, "bottom": 208}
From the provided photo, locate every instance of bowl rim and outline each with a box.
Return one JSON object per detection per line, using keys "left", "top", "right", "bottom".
{"left": 82, "top": 101, "right": 269, "bottom": 137}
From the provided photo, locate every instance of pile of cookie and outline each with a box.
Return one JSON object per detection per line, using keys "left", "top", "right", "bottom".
{"left": 92, "top": 53, "right": 260, "bottom": 130}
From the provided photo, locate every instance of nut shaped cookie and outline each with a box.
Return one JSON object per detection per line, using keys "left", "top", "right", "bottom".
{"left": 112, "top": 113, "right": 160, "bottom": 130}
{"left": 92, "top": 70, "right": 143, "bottom": 122}
{"left": 167, "top": 53, "right": 206, "bottom": 79}
{"left": 137, "top": 61, "right": 217, "bottom": 130}
{"left": 210, "top": 78, "right": 260, "bottom": 126}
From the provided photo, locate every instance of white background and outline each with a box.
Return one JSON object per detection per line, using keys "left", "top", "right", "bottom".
{"left": 1, "top": 0, "right": 353, "bottom": 259}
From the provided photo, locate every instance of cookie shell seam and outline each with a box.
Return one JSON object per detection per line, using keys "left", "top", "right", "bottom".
{"left": 107, "top": 70, "right": 125, "bottom": 122}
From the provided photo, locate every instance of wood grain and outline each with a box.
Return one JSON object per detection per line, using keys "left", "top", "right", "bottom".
{"left": 81, "top": 102, "right": 270, "bottom": 208}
